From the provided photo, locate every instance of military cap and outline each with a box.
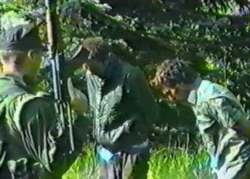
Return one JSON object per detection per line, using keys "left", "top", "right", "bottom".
{"left": 0, "top": 24, "right": 45, "bottom": 51}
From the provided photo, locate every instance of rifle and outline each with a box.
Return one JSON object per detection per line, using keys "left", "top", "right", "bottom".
{"left": 45, "top": 0, "right": 75, "bottom": 152}
{"left": 18, "top": 6, "right": 89, "bottom": 76}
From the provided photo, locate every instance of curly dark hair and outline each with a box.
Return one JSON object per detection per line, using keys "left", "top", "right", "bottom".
{"left": 152, "top": 58, "right": 198, "bottom": 88}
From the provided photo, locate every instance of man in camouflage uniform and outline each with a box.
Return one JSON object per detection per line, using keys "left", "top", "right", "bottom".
{"left": 82, "top": 37, "right": 159, "bottom": 179}
{"left": 0, "top": 24, "right": 88, "bottom": 178}
{"left": 152, "top": 58, "right": 250, "bottom": 179}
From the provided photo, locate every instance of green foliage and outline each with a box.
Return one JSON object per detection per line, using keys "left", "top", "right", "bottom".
{"left": 63, "top": 146, "right": 212, "bottom": 179}
{"left": 1, "top": 0, "right": 249, "bottom": 177}
{"left": 56, "top": 0, "right": 250, "bottom": 115}
{"left": 63, "top": 145, "right": 99, "bottom": 179}
{"left": 0, "top": 11, "right": 29, "bottom": 30}
{"left": 1, "top": 0, "right": 249, "bottom": 129}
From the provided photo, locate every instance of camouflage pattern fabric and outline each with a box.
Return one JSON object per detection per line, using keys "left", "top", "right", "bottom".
{"left": 0, "top": 74, "right": 84, "bottom": 178}
{"left": 188, "top": 79, "right": 250, "bottom": 179}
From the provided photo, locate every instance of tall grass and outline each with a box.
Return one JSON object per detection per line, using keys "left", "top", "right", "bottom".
{"left": 63, "top": 144, "right": 215, "bottom": 179}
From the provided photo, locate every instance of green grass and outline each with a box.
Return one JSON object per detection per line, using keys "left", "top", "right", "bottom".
{"left": 63, "top": 145, "right": 215, "bottom": 179}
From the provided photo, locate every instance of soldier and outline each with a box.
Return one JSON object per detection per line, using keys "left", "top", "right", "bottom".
{"left": 151, "top": 58, "right": 250, "bottom": 179}
{"left": 82, "top": 37, "right": 159, "bottom": 179}
{"left": 0, "top": 24, "right": 88, "bottom": 178}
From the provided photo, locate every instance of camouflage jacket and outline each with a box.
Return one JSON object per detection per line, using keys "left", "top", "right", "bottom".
{"left": 188, "top": 78, "right": 250, "bottom": 178}
{"left": 0, "top": 74, "right": 78, "bottom": 178}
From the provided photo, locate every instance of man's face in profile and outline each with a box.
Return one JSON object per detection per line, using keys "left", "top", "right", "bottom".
{"left": 155, "top": 83, "right": 191, "bottom": 104}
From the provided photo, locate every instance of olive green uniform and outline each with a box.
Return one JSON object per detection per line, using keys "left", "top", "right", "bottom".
{"left": 0, "top": 74, "right": 83, "bottom": 178}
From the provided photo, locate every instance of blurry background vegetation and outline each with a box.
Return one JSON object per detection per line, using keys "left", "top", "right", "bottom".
{"left": 0, "top": 0, "right": 249, "bottom": 178}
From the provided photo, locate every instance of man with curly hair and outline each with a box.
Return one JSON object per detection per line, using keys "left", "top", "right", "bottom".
{"left": 152, "top": 58, "right": 250, "bottom": 179}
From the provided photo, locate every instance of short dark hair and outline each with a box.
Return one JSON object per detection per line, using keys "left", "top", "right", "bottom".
{"left": 152, "top": 58, "right": 197, "bottom": 88}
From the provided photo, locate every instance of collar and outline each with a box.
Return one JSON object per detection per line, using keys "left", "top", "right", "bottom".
{"left": 187, "top": 77, "right": 202, "bottom": 105}
{"left": 0, "top": 74, "right": 26, "bottom": 86}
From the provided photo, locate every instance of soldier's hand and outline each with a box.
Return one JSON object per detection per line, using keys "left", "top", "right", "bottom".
{"left": 67, "top": 78, "right": 88, "bottom": 113}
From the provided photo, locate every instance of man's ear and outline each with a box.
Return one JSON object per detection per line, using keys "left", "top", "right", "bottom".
{"left": 27, "top": 50, "right": 37, "bottom": 61}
